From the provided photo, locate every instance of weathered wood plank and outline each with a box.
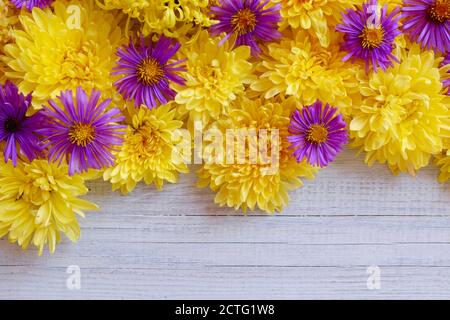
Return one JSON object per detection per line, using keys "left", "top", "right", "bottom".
{"left": 0, "top": 149, "right": 449, "bottom": 299}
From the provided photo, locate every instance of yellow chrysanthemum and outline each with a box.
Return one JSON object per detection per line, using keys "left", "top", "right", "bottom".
{"left": 103, "top": 104, "right": 189, "bottom": 194}
{"left": 272, "top": 0, "right": 362, "bottom": 47}
{"left": 2, "top": 0, "right": 123, "bottom": 107}
{"left": 0, "top": 159, "right": 99, "bottom": 255}
{"left": 0, "top": 0, "right": 18, "bottom": 81}
{"left": 379, "top": 0, "right": 403, "bottom": 11}
{"left": 0, "top": 0, "right": 17, "bottom": 49}
{"left": 441, "top": 53, "right": 450, "bottom": 96}
{"left": 198, "top": 96, "right": 318, "bottom": 214}
{"left": 436, "top": 147, "right": 450, "bottom": 182}
{"left": 251, "top": 31, "right": 360, "bottom": 115}
{"left": 96, "top": 0, "right": 213, "bottom": 38}
{"left": 349, "top": 45, "right": 450, "bottom": 175}
{"left": 175, "top": 30, "right": 255, "bottom": 129}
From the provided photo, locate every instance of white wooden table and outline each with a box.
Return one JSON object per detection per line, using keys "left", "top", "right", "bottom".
{"left": 1, "top": 148, "right": 449, "bottom": 299}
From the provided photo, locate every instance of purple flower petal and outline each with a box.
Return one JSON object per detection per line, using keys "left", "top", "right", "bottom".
{"left": 38, "top": 87, "right": 126, "bottom": 175}
{"left": 401, "top": 0, "right": 450, "bottom": 53}
{"left": 114, "top": 35, "right": 186, "bottom": 109}
{"left": 210, "top": 0, "right": 281, "bottom": 56}
{"left": 336, "top": 0, "right": 401, "bottom": 73}
{"left": 10, "top": 0, "right": 53, "bottom": 11}
{"left": 0, "top": 81, "right": 42, "bottom": 166}
{"left": 288, "top": 100, "right": 349, "bottom": 167}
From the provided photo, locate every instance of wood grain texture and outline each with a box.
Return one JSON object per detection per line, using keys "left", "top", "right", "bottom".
{"left": 0, "top": 148, "right": 449, "bottom": 300}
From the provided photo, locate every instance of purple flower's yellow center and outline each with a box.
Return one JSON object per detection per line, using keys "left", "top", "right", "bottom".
{"left": 232, "top": 8, "right": 257, "bottom": 35}
{"left": 69, "top": 122, "right": 96, "bottom": 147}
{"left": 360, "top": 26, "right": 385, "bottom": 49}
{"left": 307, "top": 124, "right": 328, "bottom": 144}
{"left": 137, "top": 58, "right": 164, "bottom": 86}
{"left": 4, "top": 118, "right": 19, "bottom": 133}
{"left": 428, "top": 0, "right": 450, "bottom": 23}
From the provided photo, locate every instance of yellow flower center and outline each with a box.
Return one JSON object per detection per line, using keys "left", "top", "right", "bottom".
{"left": 138, "top": 126, "right": 160, "bottom": 152}
{"left": 428, "top": 0, "right": 450, "bottom": 23}
{"left": 60, "top": 45, "right": 99, "bottom": 85}
{"left": 232, "top": 8, "right": 257, "bottom": 35}
{"left": 69, "top": 122, "right": 96, "bottom": 147}
{"left": 126, "top": 124, "right": 163, "bottom": 160}
{"left": 307, "top": 124, "right": 328, "bottom": 144}
{"left": 314, "top": 48, "right": 332, "bottom": 66}
{"left": 360, "top": 26, "right": 385, "bottom": 49}
{"left": 137, "top": 58, "right": 164, "bottom": 86}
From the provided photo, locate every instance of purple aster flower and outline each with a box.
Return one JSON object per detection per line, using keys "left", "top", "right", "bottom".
{"left": 402, "top": 0, "right": 450, "bottom": 53}
{"left": 38, "top": 87, "right": 126, "bottom": 176}
{"left": 336, "top": 0, "right": 401, "bottom": 73}
{"left": 0, "top": 81, "right": 42, "bottom": 166}
{"left": 442, "top": 53, "right": 450, "bottom": 95}
{"left": 9, "top": 0, "right": 53, "bottom": 11}
{"left": 210, "top": 0, "right": 282, "bottom": 56}
{"left": 288, "top": 100, "right": 348, "bottom": 168}
{"left": 113, "top": 35, "right": 186, "bottom": 109}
